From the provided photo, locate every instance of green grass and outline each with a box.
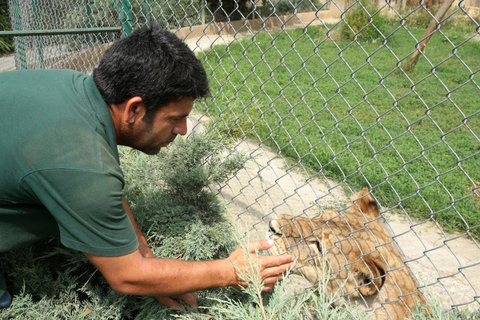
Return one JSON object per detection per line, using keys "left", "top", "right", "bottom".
{"left": 0, "top": 0, "right": 13, "bottom": 55}
{"left": 197, "top": 18, "right": 480, "bottom": 238}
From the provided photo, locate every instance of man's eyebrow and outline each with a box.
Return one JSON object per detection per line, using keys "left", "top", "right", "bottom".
{"left": 171, "top": 113, "right": 190, "bottom": 119}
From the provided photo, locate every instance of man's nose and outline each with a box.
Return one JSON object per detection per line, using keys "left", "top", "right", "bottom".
{"left": 173, "top": 118, "right": 188, "bottom": 136}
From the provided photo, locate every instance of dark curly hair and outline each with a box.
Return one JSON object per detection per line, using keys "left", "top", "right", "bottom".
{"left": 93, "top": 23, "right": 210, "bottom": 122}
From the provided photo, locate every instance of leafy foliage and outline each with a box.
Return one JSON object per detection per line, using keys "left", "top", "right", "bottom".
{"left": 207, "top": 0, "right": 251, "bottom": 22}
{"left": 123, "top": 133, "right": 248, "bottom": 261}
{"left": 257, "top": 0, "right": 325, "bottom": 18}
{"left": 339, "top": 0, "right": 388, "bottom": 41}
{"left": 0, "top": 0, "right": 13, "bottom": 55}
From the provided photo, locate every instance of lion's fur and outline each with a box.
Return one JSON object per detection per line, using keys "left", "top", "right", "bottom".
{"left": 269, "top": 188, "right": 428, "bottom": 320}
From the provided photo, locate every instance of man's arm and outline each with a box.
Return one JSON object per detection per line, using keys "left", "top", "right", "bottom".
{"left": 122, "top": 198, "right": 155, "bottom": 258}
{"left": 90, "top": 199, "right": 294, "bottom": 306}
{"left": 122, "top": 198, "right": 198, "bottom": 309}
{"left": 84, "top": 239, "right": 293, "bottom": 296}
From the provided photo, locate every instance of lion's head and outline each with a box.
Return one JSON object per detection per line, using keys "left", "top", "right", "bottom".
{"left": 269, "top": 188, "right": 428, "bottom": 320}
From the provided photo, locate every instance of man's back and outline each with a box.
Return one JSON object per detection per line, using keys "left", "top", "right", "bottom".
{"left": 1, "top": 70, "right": 117, "bottom": 198}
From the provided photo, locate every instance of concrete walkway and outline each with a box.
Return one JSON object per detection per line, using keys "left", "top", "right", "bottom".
{"left": 0, "top": 54, "right": 15, "bottom": 72}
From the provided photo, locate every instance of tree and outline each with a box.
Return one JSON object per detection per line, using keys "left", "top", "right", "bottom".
{"left": 405, "top": 0, "right": 455, "bottom": 70}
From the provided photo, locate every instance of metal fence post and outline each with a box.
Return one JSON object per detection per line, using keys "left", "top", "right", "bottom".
{"left": 32, "top": 0, "right": 43, "bottom": 68}
{"left": 144, "top": 0, "right": 151, "bottom": 24}
{"left": 9, "top": 0, "right": 27, "bottom": 69}
{"left": 86, "top": 0, "right": 92, "bottom": 44}
{"left": 117, "top": 0, "right": 132, "bottom": 36}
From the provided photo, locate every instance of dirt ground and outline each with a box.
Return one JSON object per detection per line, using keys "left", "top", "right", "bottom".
{"left": 186, "top": 108, "right": 480, "bottom": 313}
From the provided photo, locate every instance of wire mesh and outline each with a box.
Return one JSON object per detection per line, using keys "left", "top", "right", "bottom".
{"left": 6, "top": 0, "right": 480, "bottom": 317}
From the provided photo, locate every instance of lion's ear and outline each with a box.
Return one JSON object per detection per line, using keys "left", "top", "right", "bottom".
{"left": 351, "top": 188, "right": 380, "bottom": 219}
{"left": 351, "top": 254, "right": 386, "bottom": 296}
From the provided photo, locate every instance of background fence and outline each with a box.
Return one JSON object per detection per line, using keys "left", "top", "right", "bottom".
{"left": 4, "top": 0, "right": 480, "bottom": 317}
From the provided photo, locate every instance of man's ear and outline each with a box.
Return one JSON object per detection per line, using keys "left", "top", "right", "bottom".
{"left": 124, "top": 96, "right": 146, "bottom": 125}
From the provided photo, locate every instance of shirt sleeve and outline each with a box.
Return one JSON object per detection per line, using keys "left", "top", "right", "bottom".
{"left": 20, "top": 168, "right": 139, "bottom": 256}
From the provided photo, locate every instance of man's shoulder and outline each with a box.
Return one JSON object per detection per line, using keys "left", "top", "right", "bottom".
{"left": 0, "top": 69, "right": 118, "bottom": 178}
{"left": 0, "top": 68, "right": 85, "bottom": 78}
{"left": 0, "top": 69, "right": 89, "bottom": 100}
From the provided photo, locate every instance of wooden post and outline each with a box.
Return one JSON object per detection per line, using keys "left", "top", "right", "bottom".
{"left": 405, "top": 0, "right": 455, "bottom": 70}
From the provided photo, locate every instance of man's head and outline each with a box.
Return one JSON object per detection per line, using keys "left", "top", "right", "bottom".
{"left": 93, "top": 23, "right": 209, "bottom": 122}
{"left": 93, "top": 23, "right": 210, "bottom": 154}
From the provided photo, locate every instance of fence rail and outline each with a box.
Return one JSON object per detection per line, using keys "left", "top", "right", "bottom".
{"left": 5, "top": 0, "right": 480, "bottom": 317}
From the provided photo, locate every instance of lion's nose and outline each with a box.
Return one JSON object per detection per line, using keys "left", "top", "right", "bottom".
{"left": 269, "top": 219, "right": 283, "bottom": 237}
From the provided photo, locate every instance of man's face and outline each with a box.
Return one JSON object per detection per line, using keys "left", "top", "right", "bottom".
{"left": 132, "top": 96, "right": 194, "bottom": 155}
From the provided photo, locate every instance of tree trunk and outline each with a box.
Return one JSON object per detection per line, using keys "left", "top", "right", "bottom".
{"left": 405, "top": 0, "right": 455, "bottom": 70}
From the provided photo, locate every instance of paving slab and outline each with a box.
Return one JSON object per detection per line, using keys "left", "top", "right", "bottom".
{"left": 0, "top": 54, "right": 15, "bottom": 72}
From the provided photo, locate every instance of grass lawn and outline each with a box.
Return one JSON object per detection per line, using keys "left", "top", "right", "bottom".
{"left": 197, "top": 18, "right": 480, "bottom": 239}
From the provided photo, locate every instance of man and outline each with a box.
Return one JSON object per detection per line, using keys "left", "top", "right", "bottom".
{"left": 0, "top": 24, "right": 294, "bottom": 310}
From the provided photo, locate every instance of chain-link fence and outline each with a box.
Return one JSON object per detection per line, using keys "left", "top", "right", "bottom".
{"left": 4, "top": 0, "right": 480, "bottom": 317}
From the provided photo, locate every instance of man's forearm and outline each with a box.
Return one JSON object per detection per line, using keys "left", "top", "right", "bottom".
{"left": 117, "top": 198, "right": 232, "bottom": 295}
{"left": 85, "top": 249, "right": 233, "bottom": 296}
{"left": 124, "top": 255, "right": 232, "bottom": 295}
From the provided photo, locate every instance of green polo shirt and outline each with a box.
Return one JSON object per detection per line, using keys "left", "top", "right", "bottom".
{"left": 0, "top": 69, "right": 138, "bottom": 257}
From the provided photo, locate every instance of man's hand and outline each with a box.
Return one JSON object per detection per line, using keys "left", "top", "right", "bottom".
{"left": 155, "top": 292, "right": 198, "bottom": 311}
{"left": 227, "top": 239, "right": 295, "bottom": 291}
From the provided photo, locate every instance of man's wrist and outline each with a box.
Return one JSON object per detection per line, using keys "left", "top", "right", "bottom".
{"left": 220, "top": 258, "right": 235, "bottom": 288}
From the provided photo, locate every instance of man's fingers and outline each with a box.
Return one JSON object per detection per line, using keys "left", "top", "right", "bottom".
{"left": 262, "top": 283, "right": 276, "bottom": 292}
{"left": 259, "top": 255, "right": 295, "bottom": 290}
{"left": 247, "top": 239, "right": 275, "bottom": 253}
{"left": 229, "top": 241, "right": 295, "bottom": 292}
{"left": 155, "top": 293, "right": 198, "bottom": 311}
{"left": 262, "top": 262, "right": 293, "bottom": 277}
{"left": 155, "top": 296, "right": 185, "bottom": 311}
{"left": 259, "top": 254, "right": 295, "bottom": 269}
{"left": 260, "top": 263, "right": 292, "bottom": 287}
{"left": 263, "top": 270, "right": 289, "bottom": 283}
{"left": 175, "top": 292, "right": 198, "bottom": 309}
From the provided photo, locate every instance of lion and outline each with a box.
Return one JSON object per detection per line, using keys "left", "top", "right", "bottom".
{"left": 269, "top": 188, "right": 428, "bottom": 320}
